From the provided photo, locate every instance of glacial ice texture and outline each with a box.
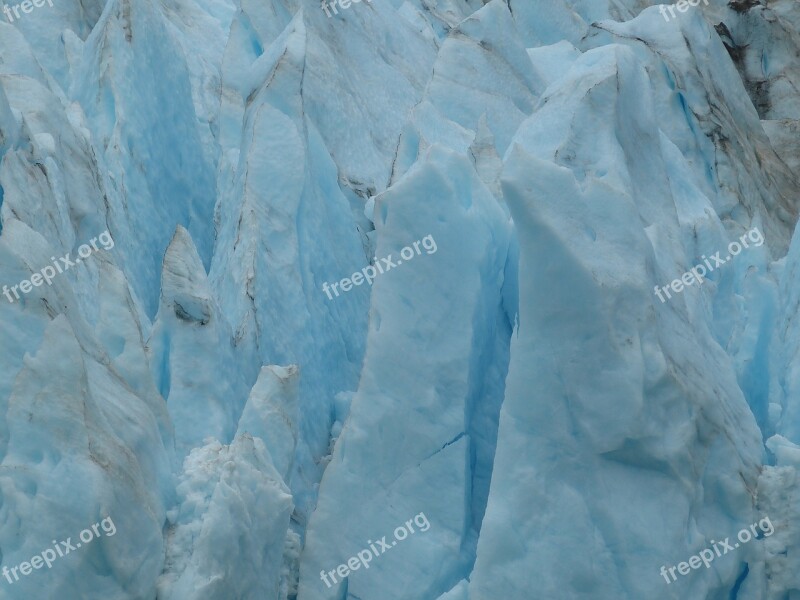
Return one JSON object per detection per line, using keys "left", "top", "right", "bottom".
{"left": 0, "top": 0, "right": 799, "bottom": 599}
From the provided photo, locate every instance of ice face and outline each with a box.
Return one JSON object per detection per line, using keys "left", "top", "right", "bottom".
{"left": 1, "top": 0, "right": 800, "bottom": 598}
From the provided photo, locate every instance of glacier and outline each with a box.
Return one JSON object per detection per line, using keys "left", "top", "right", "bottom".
{"left": 0, "top": 0, "right": 800, "bottom": 598}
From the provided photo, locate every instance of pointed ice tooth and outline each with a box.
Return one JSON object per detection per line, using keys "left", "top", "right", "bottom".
{"left": 157, "top": 434, "right": 293, "bottom": 600}
{"left": 236, "top": 364, "right": 300, "bottom": 480}
{"left": 148, "top": 226, "right": 249, "bottom": 461}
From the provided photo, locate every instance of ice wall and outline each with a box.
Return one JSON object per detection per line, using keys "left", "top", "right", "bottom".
{"left": 0, "top": 0, "right": 798, "bottom": 599}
